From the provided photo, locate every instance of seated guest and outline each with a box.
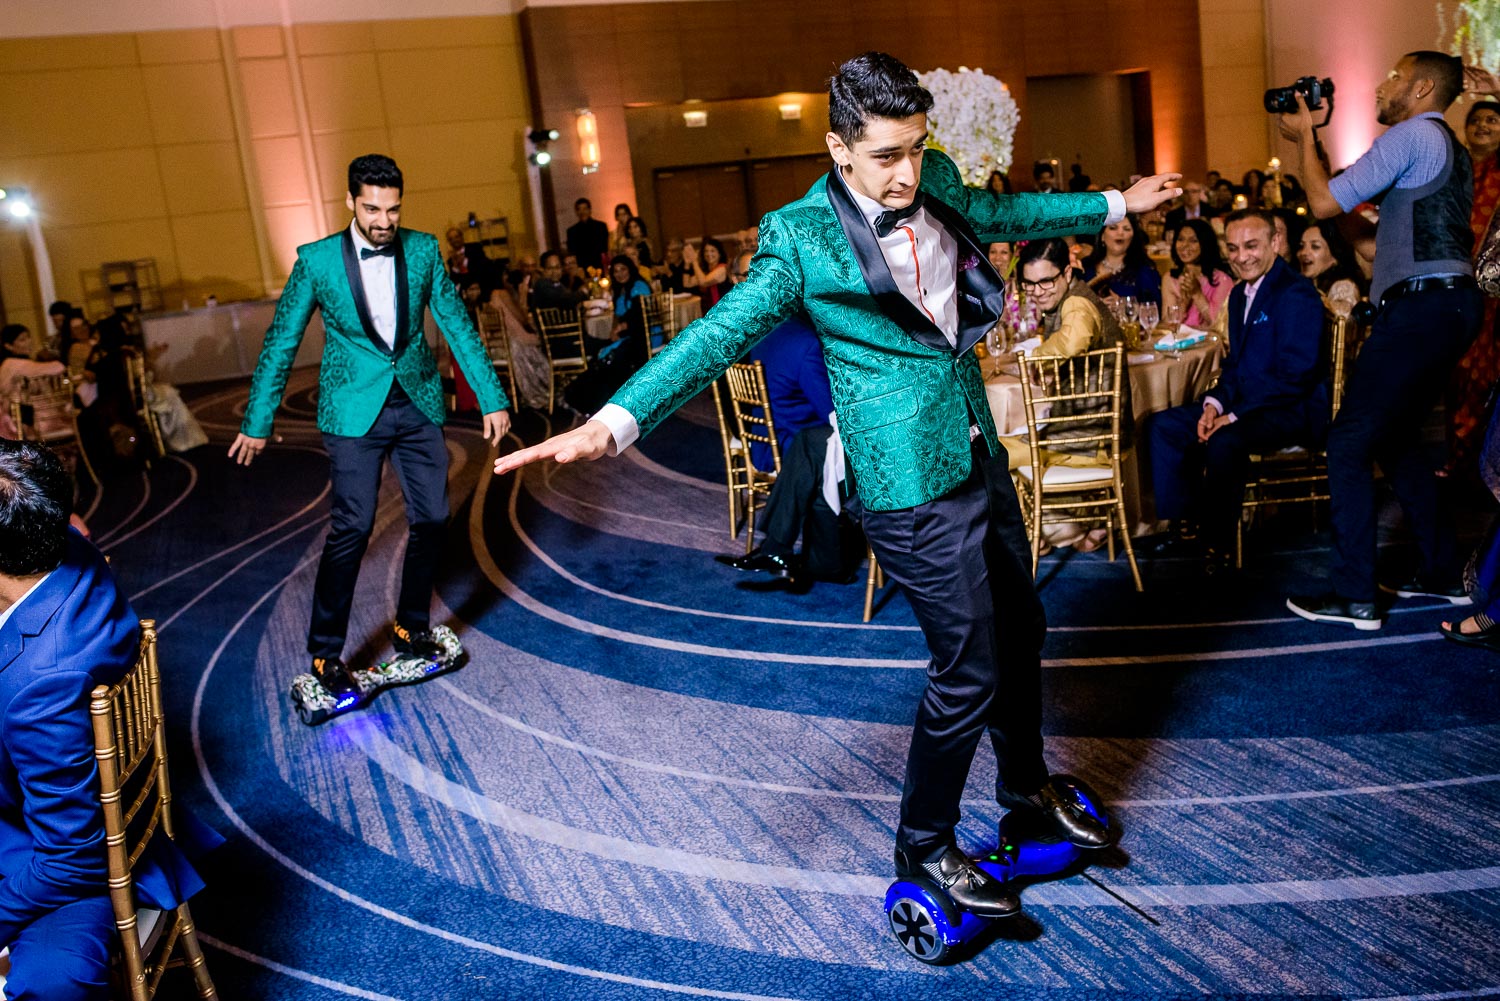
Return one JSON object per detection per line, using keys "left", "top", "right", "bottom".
{"left": 46, "top": 301, "right": 73, "bottom": 359}
{"left": 1270, "top": 210, "right": 1304, "bottom": 266}
{"left": 563, "top": 256, "right": 653, "bottom": 414}
{"left": 657, "top": 240, "right": 688, "bottom": 294}
{"left": 560, "top": 254, "right": 588, "bottom": 293}
{"left": 479, "top": 279, "right": 551, "bottom": 411}
{"left": 623, "top": 217, "right": 655, "bottom": 267}
{"left": 444, "top": 226, "right": 491, "bottom": 284}
{"left": 1082, "top": 214, "right": 1162, "bottom": 307}
{"left": 1161, "top": 218, "right": 1234, "bottom": 329}
{"left": 715, "top": 254, "right": 845, "bottom": 588}
{"left": 1296, "top": 220, "right": 1366, "bottom": 302}
{"left": 609, "top": 203, "right": 635, "bottom": 257}
{"left": 1208, "top": 178, "right": 1237, "bottom": 216}
{"left": 681, "top": 237, "right": 731, "bottom": 309}
{"left": 530, "top": 251, "right": 587, "bottom": 312}
{"left": 0, "top": 324, "right": 66, "bottom": 439}
{"left": 1164, "top": 180, "right": 1208, "bottom": 238}
{"left": 986, "top": 169, "right": 1013, "bottom": 195}
{"left": 1148, "top": 210, "right": 1329, "bottom": 571}
{"left": 565, "top": 198, "right": 610, "bottom": 271}
{"left": 0, "top": 439, "right": 204, "bottom": 1000}
{"left": 987, "top": 241, "right": 1015, "bottom": 280}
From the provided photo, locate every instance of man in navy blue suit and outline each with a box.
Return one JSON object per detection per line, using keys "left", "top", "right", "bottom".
{"left": 1149, "top": 210, "right": 1329, "bottom": 571}
{"left": 0, "top": 440, "right": 201, "bottom": 1000}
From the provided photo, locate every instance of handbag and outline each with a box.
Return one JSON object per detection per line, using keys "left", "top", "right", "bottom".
{"left": 1475, "top": 206, "right": 1500, "bottom": 296}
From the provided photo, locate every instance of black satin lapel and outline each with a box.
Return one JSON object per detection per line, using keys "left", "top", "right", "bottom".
{"left": 922, "top": 197, "right": 1007, "bottom": 355}
{"left": 340, "top": 229, "right": 391, "bottom": 355}
{"left": 394, "top": 231, "right": 411, "bottom": 355}
{"left": 1228, "top": 283, "right": 1246, "bottom": 343}
{"left": 824, "top": 169, "right": 950, "bottom": 351}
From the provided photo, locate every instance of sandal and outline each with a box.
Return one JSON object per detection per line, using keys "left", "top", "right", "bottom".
{"left": 1439, "top": 613, "right": 1500, "bottom": 652}
{"left": 1075, "top": 529, "right": 1110, "bottom": 554}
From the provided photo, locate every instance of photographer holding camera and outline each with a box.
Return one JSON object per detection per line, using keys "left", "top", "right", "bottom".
{"left": 1278, "top": 50, "right": 1480, "bottom": 630}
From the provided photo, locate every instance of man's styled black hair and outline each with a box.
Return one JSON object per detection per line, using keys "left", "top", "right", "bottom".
{"left": 47, "top": 300, "right": 71, "bottom": 317}
{"left": 828, "top": 52, "right": 934, "bottom": 144}
{"left": 1405, "top": 50, "right": 1465, "bottom": 109}
{"left": 575, "top": 197, "right": 592, "bottom": 209}
{"left": 1016, "top": 238, "right": 1072, "bottom": 276}
{"left": 0, "top": 439, "right": 72, "bottom": 577}
{"left": 1, "top": 323, "right": 28, "bottom": 348}
{"left": 1223, "top": 208, "right": 1276, "bottom": 234}
{"left": 347, "top": 154, "right": 403, "bottom": 197}
{"left": 540, "top": 250, "right": 562, "bottom": 267}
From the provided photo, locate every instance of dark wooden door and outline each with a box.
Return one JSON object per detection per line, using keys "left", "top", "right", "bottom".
{"left": 655, "top": 168, "right": 705, "bottom": 246}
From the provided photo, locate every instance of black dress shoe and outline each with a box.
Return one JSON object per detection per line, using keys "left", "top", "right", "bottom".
{"left": 713, "top": 548, "right": 795, "bottom": 579}
{"left": 310, "top": 656, "right": 359, "bottom": 698}
{"left": 393, "top": 623, "right": 445, "bottom": 660}
{"left": 1202, "top": 547, "right": 1235, "bottom": 576}
{"left": 895, "top": 846, "right": 1021, "bottom": 919}
{"left": 1379, "top": 576, "right": 1473, "bottom": 606}
{"left": 999, "top": 778, "right": 1114, "bottom": 849}
{"left": 1286, "top": 592, "right": 1383, "bottom": 631}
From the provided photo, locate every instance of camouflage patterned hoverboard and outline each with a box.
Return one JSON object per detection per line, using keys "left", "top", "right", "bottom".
{"left": 289, "top": 625, "right": 465, "bottom": 726}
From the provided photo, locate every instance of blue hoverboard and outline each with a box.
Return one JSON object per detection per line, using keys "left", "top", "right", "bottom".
{"left": 884, "top": 775, "right": 1116, "bottom": 963}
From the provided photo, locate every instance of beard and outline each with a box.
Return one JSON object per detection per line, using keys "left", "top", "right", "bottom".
{"left": 1377, "top": 93, "right": 1411, "bottom": 127}
{"left": 359, "top": 219, "right": 396, "bottom": 245}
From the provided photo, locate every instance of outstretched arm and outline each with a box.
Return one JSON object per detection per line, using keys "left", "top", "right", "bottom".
{"left": 232, "top": 253, "right": 318, "bottom": 465}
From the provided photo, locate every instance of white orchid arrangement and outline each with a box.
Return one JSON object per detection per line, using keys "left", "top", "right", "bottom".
{"left": 1444, "top": 1, "right": 1500, "bottom": 74}
{"left": 916, "top": 66, "right": 1021, "bottom": 186}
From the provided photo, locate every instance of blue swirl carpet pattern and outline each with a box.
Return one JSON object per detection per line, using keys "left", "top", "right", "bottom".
{"left": 94, "top": 372, "right": 1499, "bottom": 1000}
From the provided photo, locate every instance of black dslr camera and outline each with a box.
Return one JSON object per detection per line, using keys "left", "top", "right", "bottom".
{"left": 1264, "top": 76, "right": 1336, "bottom": 129}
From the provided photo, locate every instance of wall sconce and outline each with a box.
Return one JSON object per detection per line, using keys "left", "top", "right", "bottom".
{"left": 683, "top": 110, "right": 708, "bottom": 128}
{"left": 778, "top": 102, "right": 801, "bottom": 121}
{"left": 576, "top": 109, "right": 600, "bottom": 174}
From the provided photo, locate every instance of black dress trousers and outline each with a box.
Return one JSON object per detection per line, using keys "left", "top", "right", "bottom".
{"left": 307, "top": 383, "right": 450, "bottom": 659}
{"left": 847, "top": 440, "right": 1049, "bottom": 855}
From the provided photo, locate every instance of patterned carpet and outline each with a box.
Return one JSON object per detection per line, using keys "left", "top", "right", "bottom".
{"left": 94, "top": 371, "right": 1500, "bottom": 1000}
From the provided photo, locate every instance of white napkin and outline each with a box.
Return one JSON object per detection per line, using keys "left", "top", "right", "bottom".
{"left": 1014, "top": 335, "right": 1043, "bottom": 354}
{"left": 821, "top": 414, "right": 845, "bottom": 515}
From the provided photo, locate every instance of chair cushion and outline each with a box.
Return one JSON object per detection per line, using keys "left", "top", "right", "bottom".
{"left": 1015, "top": 464, "right": 1114, "bottom": 487}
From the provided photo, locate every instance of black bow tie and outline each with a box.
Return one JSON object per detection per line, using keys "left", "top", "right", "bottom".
{"left": 874, "top": 193, "right": 926, "bottom": 237}
{"left": 360, "top": 244, "right": 396, "bottom": 260}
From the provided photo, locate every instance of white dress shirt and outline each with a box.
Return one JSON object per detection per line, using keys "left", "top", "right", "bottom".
{"left": 0, "top": 571, "right": 52, "bottom": 634}
{"left": 350, "top": 221, "right": 398, "bottom": 351}
{"left": 1203, "top": 271, "right": 1268, "bottom": 421}
{"left": 593, "top": 176, "right": 1127, "bottom": 452}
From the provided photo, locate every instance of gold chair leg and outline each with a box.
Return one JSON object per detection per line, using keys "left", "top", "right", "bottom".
{"left": 1106, "top": 512, "right": 1117, "bottom": 562}
{"left": 863, "top": 553, "right": 879, "bottom": 622}
{"left": 744, "top": 489, "right": 757, "bottom": 555}
{"left": 175, "top": 904, "right": 218, "bottom": 998}
{"left": 1235, "top": 515, "right": 1244, "bottom": 570}
{"left": 1118, "top": 500, "right": 1143, "bottom": 591}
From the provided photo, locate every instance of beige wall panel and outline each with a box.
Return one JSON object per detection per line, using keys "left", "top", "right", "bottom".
{"left": 0, "top": 34, "right": 137, "bottom": 73}
{"left": 294, "top": 21, "right": 376, "bottom": 56}
{"left": 370, "top": 15, "right": 516, "bottom": 51}
{"left": 0, "top": 68, "right": 152, "bottom": 158}
{"left": 253, "top": 136, "right": 314, "bottom": 206}
{"left": 0, "top": 228, "right": 41, "bottom": 333}
{"left": 47, "top": 218, "right": 180, "bottom": 307}
{"left": 143, "top": 62, "right": 237, "bottom": 145}
{"left": 170, "top": 211, "right": 263, "bottom": 300}
{"left": 313, "top": 128, "right": 392, "bottom": 201}
{"left": 156, "top": 142, "right": 250, "bottom": 216}
{"left": 263, "top": 204, "right": 325, "bottom": 277}
{"left": 1199, "top": 13, "right": 1265, "bottom": 68}
{"left": 0, "top": 148, "right": 167, "bottom": 226}
{"left": 232, "top": 25, "right": 285, "bottom": 60}
{"left": 239, "top": 59, "right": 301, "bottom": 139}
{"left": 135, "top": 28, "right": 221, "bottom": 65}
{"left": 300, "top": 52, "right": 387, "bottom": 133}
{"left": 402, "top": 182, "right": 529, "bottom": 245}
{"left": 388, "top": 119, "right": 524, "bottom": 192}
{"left": 1206, "top": 112, "right": 1273, "bottom": 172}
{"left": 376, "top": 46, "right": 527, "bottom": 126}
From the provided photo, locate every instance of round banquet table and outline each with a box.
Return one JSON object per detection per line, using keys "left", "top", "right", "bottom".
{"left": 583, "top": 293, "right": 703, "bottom": 340}
{"left": 983, "top": 338, "right": 1226, "bottom": 532}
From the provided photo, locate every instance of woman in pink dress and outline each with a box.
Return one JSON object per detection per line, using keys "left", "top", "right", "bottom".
{"left": 1160, "top": 218, "right": 1233, "bottom": 329}
{"left": 0, "top": 324, "right": 66, "bottom": 439}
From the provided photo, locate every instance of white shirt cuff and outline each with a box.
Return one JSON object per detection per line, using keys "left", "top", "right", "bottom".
{"left": 591, "top": 404, "right": 639, "bottom": 455}
{"left": 1102, "top": 190, "right": 1127, "bottom": 225}
{"left": 1203, "top": 396, "right": 1224, "bottom": 415}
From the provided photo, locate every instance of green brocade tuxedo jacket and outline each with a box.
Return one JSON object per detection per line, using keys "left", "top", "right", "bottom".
{"left": 611, "top": 150, "right": 1111, "bottom": 512}
{"left": 241, "top": 227, "right": 507, "bottom": 439}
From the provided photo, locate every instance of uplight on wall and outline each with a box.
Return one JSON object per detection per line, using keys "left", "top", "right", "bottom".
{"left": 683, "top": 110, "right": 708, "bottom": 128}
{"left": 576, "top": 109, "right": 600, "bottom": 174}
{"left": 778, "top": 102, "right": 802, "bottom": 121}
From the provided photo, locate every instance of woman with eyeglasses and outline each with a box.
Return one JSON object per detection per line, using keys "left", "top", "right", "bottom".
{"left": 1001, "top": 239, "right": 1131, "bottom": 551}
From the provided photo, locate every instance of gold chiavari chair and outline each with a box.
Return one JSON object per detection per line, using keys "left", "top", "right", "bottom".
{"left": 10, "top": 373, "right": 99, "bottom": 487}
{"left": 863, "top": 543, "right": 887, "bottom": 623}
{"left": 721, "top": 361, "right": 781, "bottom": 555}
{"left": 476, "top": 306, "right": 518, "bottom": 409}
{"left": 91, "top": 620, "right": 217, "bottom": 1000}
{"left": 124, "top": 352, "right": 166, "bottom": 462}
{"left": 1014, "top": 343, "right": 1141, "bottom": 590}
{"left": 637, "top": 291, "right": 679, "bottom": 359}
{"left": 530, "top": 306, "right": 591, "bottom": 413}
{"left": 1234, "top": 307, "right": 1364, "bottom": 567}
{"left": 708, "top": 378, "right": 750, "bottom": 540}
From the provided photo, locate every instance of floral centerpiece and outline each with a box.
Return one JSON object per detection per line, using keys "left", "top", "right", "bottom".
{"left": 916, "top": 66, "right": 1021, "bottom": 186}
